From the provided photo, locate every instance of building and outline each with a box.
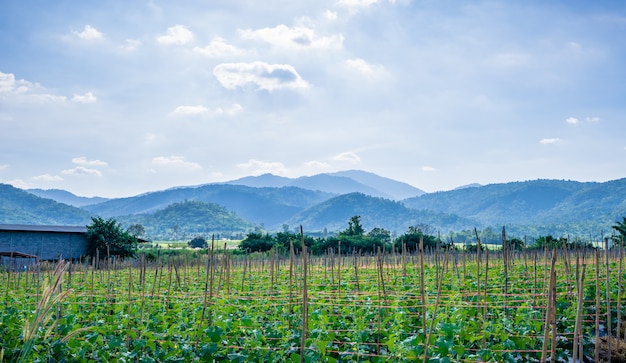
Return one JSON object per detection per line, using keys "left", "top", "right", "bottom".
{"left": 0, "top": 224, "right": 88, "bottom": 262}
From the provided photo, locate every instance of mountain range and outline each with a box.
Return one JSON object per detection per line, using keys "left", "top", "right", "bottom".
{"left": 0, "top": 170, "right": 624, "bottom": 242}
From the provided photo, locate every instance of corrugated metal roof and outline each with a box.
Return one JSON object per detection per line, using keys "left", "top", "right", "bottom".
{"left": 0, "top": 224, "right": 87, "bottom": 233}
{"left": 0, "top": 251, "right": 38, "bottom": 258}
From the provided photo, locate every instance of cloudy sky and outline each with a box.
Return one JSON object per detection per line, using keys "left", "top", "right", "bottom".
{"left": 1, "top": 1, "right": 625, "bottom": 198}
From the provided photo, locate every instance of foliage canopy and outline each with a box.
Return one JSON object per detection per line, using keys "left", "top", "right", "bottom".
{"left": 85, "top": 216, "right": 138, "bottom": 259}
{"left": 188, "top": 236, "right": 208, "bottom": 248}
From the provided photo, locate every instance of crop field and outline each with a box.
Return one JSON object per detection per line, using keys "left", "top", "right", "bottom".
{"left": 1, "top": 243, "right": 625, "bottom": 362}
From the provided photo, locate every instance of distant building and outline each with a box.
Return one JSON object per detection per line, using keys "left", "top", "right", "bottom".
{"left": 0, "top": 224, "right": 88, "bottom": 263}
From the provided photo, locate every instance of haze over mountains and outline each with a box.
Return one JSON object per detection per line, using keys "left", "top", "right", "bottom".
{"left": 0, "top": 170, "right": 624, "bottom": 242}
{"left": 226, "top": 170, "right": 426, "bottom": 200}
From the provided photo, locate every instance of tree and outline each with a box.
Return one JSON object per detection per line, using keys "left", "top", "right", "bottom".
{"left": 508, "top": 238, "right": 525, "bottom": 251}
{"left": 612, "top": 217, "right": 626, "bottom": 246}
{"left": 367, "top": 227, "right": 391, "bottom": 244}
{"left": 395, "top": 226, "right": 441, "bottom": 252}
{"left": 127, "top": 223, "right": 145, "bottom": 238}
{"left": 409, "top": 223, "right": 435, "bottom": 237}
{"left": 188, "top": 236, "right": 208, "bottom": 248}
{"left": 533, "top": 235, "right": 566, "bottom": 249}
{"left": 340, "top": 215, "right": 365, "bottom": 237}
{"left": 85, "top": 217, "right": 138, "bottom": 259}
{"left": 238, "top": 232, "right": 275, "bottom": 253}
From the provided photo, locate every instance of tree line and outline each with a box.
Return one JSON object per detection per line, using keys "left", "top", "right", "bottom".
{"left": 82, "top": 215, "right": 626, "bottom": 259}
{"left": 238, "top": 215, "right": 626, "bottom": 255}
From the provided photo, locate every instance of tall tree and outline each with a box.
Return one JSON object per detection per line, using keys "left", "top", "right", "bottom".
{"left": 85, "top": 217, "right": 138, "bottom": 259}
{"left": 612, "top": 217, "right": 626, "bottom": 245}
{"left": 341, "top": 215, "right": 364, "bottom": 236}
{"left": 127, "top": 223, "right": 145, "bottom": 238}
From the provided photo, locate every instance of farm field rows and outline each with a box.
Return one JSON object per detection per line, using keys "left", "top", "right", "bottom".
{"left": 1, "top": 246, "right": 625, "bottom": 362}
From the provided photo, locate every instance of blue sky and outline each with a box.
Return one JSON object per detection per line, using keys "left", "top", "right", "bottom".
{"left": 1, "top": 0, "right": 625, "bottom": 197}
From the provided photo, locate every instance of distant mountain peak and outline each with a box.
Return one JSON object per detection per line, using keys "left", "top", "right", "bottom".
{"left": 224, "top": 170, "right": 425, "bottom": 200}
{"left": 27, "top": 188, "right": 109, "bottom": 207}
{"left": 453, "top": 183, "right": 482, "bottom": 190}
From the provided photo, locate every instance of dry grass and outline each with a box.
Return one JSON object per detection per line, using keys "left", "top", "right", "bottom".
{"left": 597, "top": 336, "right": 626, "bottom": 363}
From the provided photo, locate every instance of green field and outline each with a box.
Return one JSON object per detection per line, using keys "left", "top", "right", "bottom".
{"left": 1, "top": 246, "right": 624, "bottom": 362}
{"left": 148, "top": 239, "right": 242, "bottom": 250}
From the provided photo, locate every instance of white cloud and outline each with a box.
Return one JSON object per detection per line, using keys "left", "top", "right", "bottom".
{"left": 171, "top": 105, "right": 209, "bottom": 116}
{"left": 213, "top": 61, "right": 308, "bottom": 91}
{"left": 540, "top": 138, "right": 561, "bottom": 145}
{"left": 236, "top": 159, "right": 288, "bottom": 176}
{"left": 0, "top": 164, "right": 8, "bottom": 171}
{"left": 239, "top": 24, "right": 343, "bottom": 50}
{"left": 345, "top": 58, "right": 388, "bottom": 78}
{"left": 74, "top": 25, "right": 104, "bottom": 41}
{"left": 143, "top": 133, "right": 158, "bottom": 145}
{"left": 72, "top": 92, "right": 97, "bottom": 104}
{"left": 0, "top": 71, "right": 66, "bottom": 102}
{"left": 120, "top": 39, "right": 142, "bottom": 51}
{"left": 305, "top": 160, "right": 330, "bottom": 168}
{"left": 7, "top": 179, "right": 31, "bottom": 189}
{"left": 585, "top": 117, "right": 600, "bottom": 123}
{"left": 0, "top": 72, "right": 16, "bottom": 93}
{"left": 2, "top": 78, "right": 64, "bottom": 103}
{"left": 565, "top": 117, "right": 579, "bottom": 125}
{"left": 171, "top": 103, "right": 242, "bottom": 117}
{"left": 193, "top": 37, "right": 246, "bottom": 57}
{"left": 215, "top": 103, "right": 243, "bottom": 116}
{"left": 336, "top": 0, "right": 393, "bottom": 8}
{"left": 324, "top": 10, "right": 338, "bottom": 21}
{"left": 72, "top": 156, "right": 108, "bottom": 166}
{"left": 152, "top": 156, "right": 202, "bottom": 170}
{"left": 337, "top": 0, "right": 380, "bottom": 6}
{"left": 62, "top": 166, "right": 103, "bottom": 176}
{"left": 331, "top": 151, "right": 361, "bottom": 163}
{"left": 157, "top": 25, "right": 194, "bottom": 45}
{"left": 421, "top": 166, "right": 435, "bottom": 172}
{"left": 32, "top": 174, "right": 63, "bottom": 182}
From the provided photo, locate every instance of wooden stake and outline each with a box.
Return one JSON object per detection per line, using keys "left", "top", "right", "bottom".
{"left": 300, "top": 226, "right": 308, "bottom": 363}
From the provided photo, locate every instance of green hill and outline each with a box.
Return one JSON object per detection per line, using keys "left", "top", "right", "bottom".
{"left": 83, "top": 184, "right": 334, "bottom": 229}
{"left": 118, "top": 200, "right": 256, "bottom": 240}
{"left": 403, "top": 178, "right": 626, "bottom": 237}
{"left": 286, "top": 192, "right": 477, "bottom": 235}
{"left": 0, "top": 183, "right": 91, "bottom": 225}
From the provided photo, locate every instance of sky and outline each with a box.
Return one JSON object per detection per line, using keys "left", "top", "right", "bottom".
{"left": 1, "top": 0, "right": 625, "bottom": 198}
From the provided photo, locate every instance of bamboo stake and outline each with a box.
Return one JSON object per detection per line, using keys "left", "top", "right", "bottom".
{"left": 377, "top": 246, "right": 383, "bottom": 356}
{"left": 289, "top": 240, "right": 295, "bottom": 332}
{"left": 300, "top": 226, "right": 308, "bottom": 363}
{"left": 196, "top": 235, "right": 213, "bottom": 348}
{"left": 550, "top": 252, "right": 557, "bottom": 361}
{"left": 482, "top": 247, "right": 488, "bottom": 350}
{"left": 502, "top": 226, "right": 508, "bottom": 317}
{"left": 595, "top": 249, "right": 600, "bottom": 363}
{"left": 540, "top": 249, "right": 557, "bottom": 363}
{"left": 353, "top": 250, "right": 360, "bottom": 293}
{"left": 241, "top": 252, "right": 247, "bottom": 292}
{"left": 605, "top": 236, "right": 612, "bottom": 362}
{"left": 338, "top": 241, "right": 342, "bottom": 299}
{"left": 572, "top": 257, "right": 586, "bottom": 363}
{"left": 475, "top": 228, "right": 482, "bottom": 324}
{"left": 422, "top": 246, "right": 447, "bottom": 363}
{"left": 126, "top": 263, "right": 133, "bottom": 346}
{"left": 419, "top": 236, "right": 426, "bottom": 338}
{"left": 617, "top": 244, "right": 623, "bottom": 351}
{"left": 208, "top": 236, "right": 216, "bottom": 326}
